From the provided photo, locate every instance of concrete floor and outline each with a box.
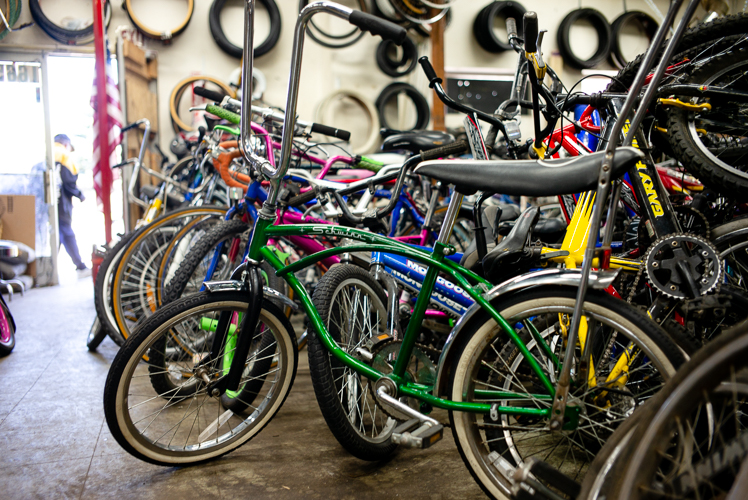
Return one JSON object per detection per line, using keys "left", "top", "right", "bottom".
{"left": 0, "top": 275, "right": 486, "bottom": 499}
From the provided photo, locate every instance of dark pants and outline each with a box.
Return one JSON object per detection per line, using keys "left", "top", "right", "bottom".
{"left": 59, "top": 217, "right": 85, "bottom": 270}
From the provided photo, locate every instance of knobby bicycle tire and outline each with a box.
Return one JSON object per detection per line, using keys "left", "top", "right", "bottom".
{"left": 162, "top": 218, "right": 290, "bottom": 313}
{"left": 666, "top": 47, "right": 748, "bottom": 197}
{"left": 307, "top": 264, "right": 398, "bottom": 461}
{"left": 606, "top": 12, "right": 748, "bottom": 92}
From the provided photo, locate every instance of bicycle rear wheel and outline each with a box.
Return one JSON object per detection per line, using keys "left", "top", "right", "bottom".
{"left": 307, "top": 264, "right": 399, "bottom": 461}
{"left": 103, "top": 291, "right": 298, "bottom": 465}
{"left": 111, "top": 207, "right": 226, "bottom": 342}
{"left": 447, "top": 286, "right": 685, "bottom": 499}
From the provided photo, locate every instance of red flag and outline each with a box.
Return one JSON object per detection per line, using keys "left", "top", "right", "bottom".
{"left": 90, "top": 45, "right": 123, "bottom": 210}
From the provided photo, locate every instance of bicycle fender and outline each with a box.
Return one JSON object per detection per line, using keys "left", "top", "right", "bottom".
{"left": 203, "top": 280, "right": 298, "bottom": 313}
{"left": 433, "top": 268, "right": 620, "bottom": 398}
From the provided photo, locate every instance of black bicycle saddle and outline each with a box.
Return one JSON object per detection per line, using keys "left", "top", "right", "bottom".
{"left": 381, "top": 130, "right": 456, "bottom": 155}
{"left": 414, "top": 147, "right": 644, "bottom": 196}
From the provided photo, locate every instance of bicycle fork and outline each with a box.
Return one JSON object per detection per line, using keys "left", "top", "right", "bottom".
{"left": 200, "top": 263, "right": 265, "bottom": 396}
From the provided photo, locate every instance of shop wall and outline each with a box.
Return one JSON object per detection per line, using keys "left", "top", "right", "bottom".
{"left": 1, "top": 0, "right": 678, "bottom": 155}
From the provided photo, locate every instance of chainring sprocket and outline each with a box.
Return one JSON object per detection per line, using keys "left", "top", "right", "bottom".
{"left": 368, "top": 339, "right": 439, "bottom": 422}
{"left": 644, "top": 232, "right": 722, "bottom": 300}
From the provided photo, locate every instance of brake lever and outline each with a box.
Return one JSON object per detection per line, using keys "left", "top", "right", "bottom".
{"left": 527, "top": 30, "right": 547, "bottom": 80}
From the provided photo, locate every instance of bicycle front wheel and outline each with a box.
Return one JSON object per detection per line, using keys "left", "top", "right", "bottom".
{"left": 613, "top": 324, "right": 748, "bottom": 500}
{"left": 667, "top": 47, "right": 748, "bottom": 196}
{"left": 103, "top": 291, "right": 298, "bottom": 465}
{"left": 447, "top": 286, "right": 685, "bottom": 499}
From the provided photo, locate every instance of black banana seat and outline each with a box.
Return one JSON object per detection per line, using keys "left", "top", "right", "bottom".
{"left": 140, "top": 185, "right": 184, "bottom": 209}
{"left": 414, "top": 147, "right": 644, "bottom": 196}
{"left": 381, "top": 130, "right": 456, "bottom": 155}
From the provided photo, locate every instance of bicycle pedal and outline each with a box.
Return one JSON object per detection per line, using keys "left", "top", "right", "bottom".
{"left": 391, "top": 418, "right": 444, "bottom": 449}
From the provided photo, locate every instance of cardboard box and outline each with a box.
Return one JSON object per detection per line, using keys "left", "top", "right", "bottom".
{"left": 0, "top": 194, "right": 36, "bottom": 279}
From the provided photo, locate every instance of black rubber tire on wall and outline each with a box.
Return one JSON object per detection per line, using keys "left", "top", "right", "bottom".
{"left": 557, "top": 8, "right": 612, "bottom": 70}
{"left": 209, "top": 0, "right": 281, "bottom": 58}
{"left": 375, "top": 82, "right": 430, "bottom": 131}
{"left": 609, "top": 11, "right": 658, "bottom": 69}
{"left": 376, "top": 36, "right": 418, "bottom": 77}
{"left": 29, "top": 0, "right": 111, "bottom": 45}
{"left": 473, "top": 1, "right": 526, "bottom": 54}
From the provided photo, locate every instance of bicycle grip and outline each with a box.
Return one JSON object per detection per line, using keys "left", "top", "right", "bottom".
{"left": 506, "top": 17, "right": 517, "bottom": 39}
{"left": 524, "top": 12, "right": 538, "bottom": 52}
{"left": 194, "top": 86, "right": 227, "bottom": 103}
{"left": 288, "top": 189, "right": 318, "bottom": 207}
{"left": 349, "top": 10, "right": 407, "bottom": 45}
{"left": 418, "top": 56, "right": 443, "bottom": 88}
{"left": 311, "top": 123, "right": 351, "bottom": 142}
{"left": 420, "top": 140, "right": 469, "bottom": 161}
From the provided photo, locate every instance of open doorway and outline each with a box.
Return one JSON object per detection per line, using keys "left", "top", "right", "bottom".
{"left": 46, "top": 54, "right": 124, "bottom": 284}
{"left": 0, "top": 53, "right": 124, "bottom": 287}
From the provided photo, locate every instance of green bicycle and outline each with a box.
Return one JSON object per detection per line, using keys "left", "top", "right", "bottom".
{"left": 103, "top": 2, "right": 684, "bottom": 497}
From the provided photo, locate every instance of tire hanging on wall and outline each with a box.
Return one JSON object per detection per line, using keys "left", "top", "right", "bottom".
{"left": 170, "top": 75, "right": 236, "bottom": 133}
{"left": 210, "top": 0, "right": 281, "bottom": 59}
{"left": 376, "top": 35, "right": 418, "bottom": 77}
{"left": 609, "top": 11, "right": 658, "bottom": 69}
{"left": 557, "top": 8, "right": 612, "bottom": 70}
{"left": 375, "top": 82, "right": 430, "bottom": 132}
{"left": 316, "top": 90, "right": 379, "bottom": 153}
{"left": 123, "top": 0, "right": 194, "bottom": 43}
{"left": 29, "top": 0, "right": 111, "bottom": 45}
{"left": 299, "top": 0, "right": 367, "bottom": 49}
{"left": 0, "top": 0, "right": 22, "bottom": 42}
{"left": 473, "top": 1, "right": 526, "bottom": 53}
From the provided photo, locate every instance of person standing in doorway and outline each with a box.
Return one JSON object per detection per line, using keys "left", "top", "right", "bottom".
{"left": 54, "top": 134, "right": 90, "bottom": 278}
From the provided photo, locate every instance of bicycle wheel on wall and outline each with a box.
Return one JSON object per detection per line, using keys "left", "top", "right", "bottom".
{"left": 446, "top": 286, "right": 685, "bottom": 499}
{"left": 103, "top": 292, "right": 298, "bottom": 466}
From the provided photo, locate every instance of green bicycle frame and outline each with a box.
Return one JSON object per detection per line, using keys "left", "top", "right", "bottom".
{"left": 246, "top": 219, "right": 556, "bottom": 417}
{"left": 234, "top": 0, "right": 556, "bottom": 421}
